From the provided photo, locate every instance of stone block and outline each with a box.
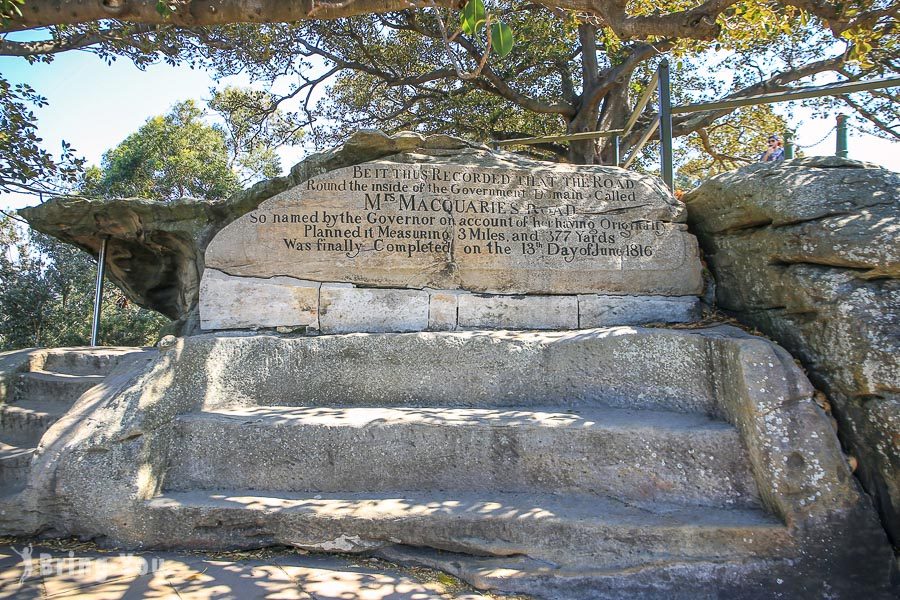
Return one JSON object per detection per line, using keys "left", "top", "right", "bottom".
{"left": 204, "top": 156, "right": 702, "bottom": 297}
{"left": 199, "top": 269, "right": 320, "bottom": 330}
{"left": 428, "top": 291, "right": 461, "bottom": 331}
{"left": 578, "top": 295, "right": 700, "bottom": 327}
{"left": 319, "top": 285, "right": 429, "bottom": 333}
{"left": 457, "top": 295, "right": 578, "bottom": 330}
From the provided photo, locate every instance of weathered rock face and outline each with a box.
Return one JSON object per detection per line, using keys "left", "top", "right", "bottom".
{"left": 684, "top": 156, "right": 900, "bottom": 547}
{"left": 19, "top": 131, "right": 703, "bottom": 335}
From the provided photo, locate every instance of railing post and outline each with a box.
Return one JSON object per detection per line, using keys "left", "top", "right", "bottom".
{"left": 784, "top": 131, "right": 794, "bottom": 159}
{"left": 658, "top": 59, "right": 674, "bottom": 190}
{"left": 836, "top": 114, "right": 848, "bottom": 158}
{"left": 90, "top": 237, "right": 108, "bottom": 347}
{"left": 612, "top": 135, "right": 620, "bottom": 166}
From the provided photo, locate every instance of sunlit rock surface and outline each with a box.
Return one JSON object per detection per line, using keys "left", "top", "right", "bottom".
{"left": 685, "top": 156, "right": 900, "bottom": 548}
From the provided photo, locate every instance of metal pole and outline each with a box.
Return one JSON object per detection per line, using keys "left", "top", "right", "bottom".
{"left": 90, "top": 237, "right": 108, "bottom": 347}
{"left": 611, "top": 135, "right": 620, "bottom": 166}
{"left": 836, "top": 114, "right": 848, "bottom": 158}
{"left": 784, "top": 131, "right": 794, "bottom": 159}
{"left": 658, "top": 59, "right": 674, "bottom": 190}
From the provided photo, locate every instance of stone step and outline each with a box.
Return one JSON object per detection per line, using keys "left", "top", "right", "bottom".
{"left": 13, "top": 370, "right": 104, "bottom": 404}
{"left": 0, "top": 400, "right": 66, "bottom": 447}
{"left": 40, "top": 347, "right": 145, "bottom": 376}
{"left": 168, "top": 406, "right": 760, "bottom": 508}
{"left": 144, "top": 491, "right": 792, "bottom": 568}
{"left": 0, "top": 442, "right": 34, "bottom": 491}
{"left": 375, "top": 545, "right": 798, "bottom": 600}
{"left": 171, "top": 330, "right": 722, "bottom": 414}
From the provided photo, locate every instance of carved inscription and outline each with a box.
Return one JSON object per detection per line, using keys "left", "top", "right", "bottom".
{"left": 205, "top": 160, "right": 703, "bottom": 295}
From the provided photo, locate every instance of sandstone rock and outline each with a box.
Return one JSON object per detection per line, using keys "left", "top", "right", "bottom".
{"left": 456, "top": 294, "right": 578, "bottom": 330}
{"left": 203, "top": 157, "right": 701, "bottom": 297}
{"left": 578, "top": 294, "right": 701, "bottom": 327}
{"left": 200, "top": 268, "right": 320, "bottom": 331}
{"left": 20, "top": 131, "right": 703, "bottom": 334}
{"left": 199, "top": 272, "right": 700, "bottom": 332}
{"left": 427, "top": 291, "right": 462, "bottom": 331}
{"left": 685, "top": 156, "right": 900, "bottom": 546}
{"left": 318, "top": 285, "right": 429, "bottom": 333}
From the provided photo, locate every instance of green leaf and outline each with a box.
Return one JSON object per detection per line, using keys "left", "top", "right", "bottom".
{"left": 491, "top": 21, "right": 514, "bottom": 57}
{"left": 156, "top": 1, "right": 173, "bottom": 17}
{"left": 461, "top": 0, "right": 486, "bottom": 36}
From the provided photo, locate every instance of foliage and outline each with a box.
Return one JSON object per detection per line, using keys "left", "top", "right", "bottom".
{"left": 0, "top": 215, "right": 168, "bottom": 351}
{"left": 175, "top": 1, "right": 895, "bottom": 173}
{"left": 80, "top": 89, "right": 303, "bottom": 201}
{"left": 85, "top": 100, "right": 239, "bottom": 200}
{"left": 207, "top": 86, "right": 304, "bottom": 184}
{"left": 83, "top": 100, "right": 239, "bottom": 201}
{"left": 676, "top": 106, "right": 789, "bottom": 187}
{"left": 0, "top": 79, "right": 85, "bottom": 195}
{"left": 0, "top": 0, "right": 896, "bottom": 187}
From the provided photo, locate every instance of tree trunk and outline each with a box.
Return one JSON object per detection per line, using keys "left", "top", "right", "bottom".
{"left": 597, "top": 82, "right": 631, "bottom": 166}
{"left": 566, "top": 130, "right": 598, "bottom": 165}
{"left": 566, "top": 23, "right": 601, "bottom": 165}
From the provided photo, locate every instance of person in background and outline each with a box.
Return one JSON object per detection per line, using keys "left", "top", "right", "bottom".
{"left": 760, "top": 134, "right": 785, "bottom": 162}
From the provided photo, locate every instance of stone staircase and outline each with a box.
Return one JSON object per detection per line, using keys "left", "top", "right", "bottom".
{"left": 0, "top": 347, "right": 144, "bottom": 494}
{"left": 84, "top": 327, "right": 882, "bottom": 598}
{"left": 153, "top": 403, "right": 787, "bottom": 569}
{"left": 4, "top": 330, "right": 890, "bottom": 597}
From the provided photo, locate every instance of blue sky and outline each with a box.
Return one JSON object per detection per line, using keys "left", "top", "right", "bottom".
{"left": 1, "top": 46, "right": 897, "bottom": 212}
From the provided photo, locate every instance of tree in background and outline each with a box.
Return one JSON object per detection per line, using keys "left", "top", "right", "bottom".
{"left": 249, "top": 2, "right": 895, "bottom": 169}
{"left": 85, "top": 99, "right": 239, "bottom": 201}
{"left": 208, "top": 86, "right": 304, "bottom": 185}
{"left": 675, "top": 105, "right": 790, "bottom": 186}
{"left": 0, "top": 86, "right": 303, "bottom": 350}
{"left": 82, "top": 89, "right": 302, "bottom": 201}
{"left": 0, "top": 214, "right": 168, "bottom": 350}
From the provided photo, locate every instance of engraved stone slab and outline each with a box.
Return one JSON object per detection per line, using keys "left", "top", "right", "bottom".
{"left": 204, "top": 154, "right": 703, "bottom": 297}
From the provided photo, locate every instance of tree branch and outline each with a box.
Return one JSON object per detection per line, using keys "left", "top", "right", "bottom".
{"left": 672, "top": 49, "right": 851, "bottom": 136}
{"left": 840, "top": 96, "right": 899, "bottom": 140}
{"left": 0, "top": 0, "right": 786, "bottom": 43}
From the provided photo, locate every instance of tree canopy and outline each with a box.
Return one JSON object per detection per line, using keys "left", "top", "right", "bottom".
{"left": 0, "top": 0, "right": 897, "bottom": 188}
{"left": 86, "top": 99, "right": 239, "bottom": 200}
{"left": 80, "top": 87, "right": 302, "bottom": 201}
{"left": 182, "top": 1, "right": 896, "bottom": 168}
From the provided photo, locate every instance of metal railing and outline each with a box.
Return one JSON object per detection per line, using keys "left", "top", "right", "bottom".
{"left": 492, "top": 65, "right": 900, "bottom": 190}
